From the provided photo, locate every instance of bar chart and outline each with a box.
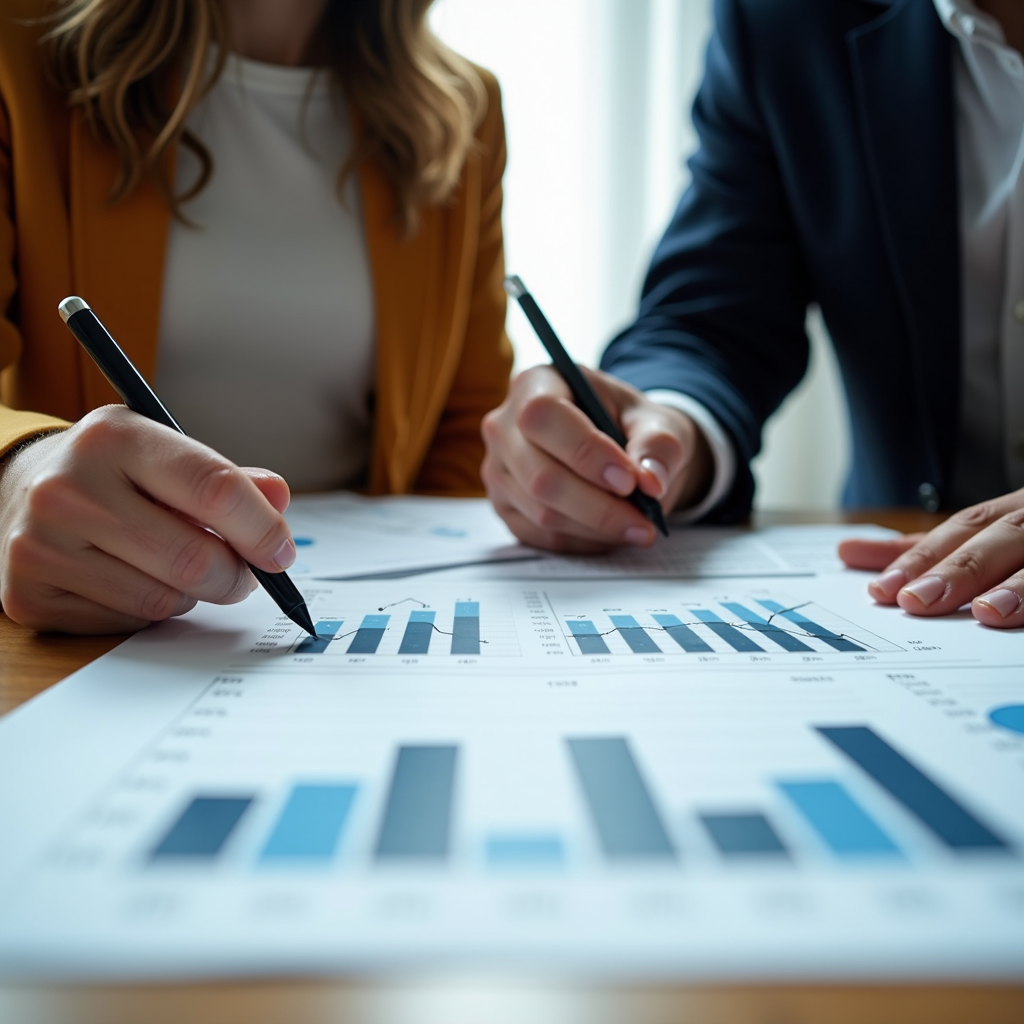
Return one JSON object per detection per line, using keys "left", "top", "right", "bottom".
{"left": 144, "top": 723, "right": 1012, "bottom": 874}
{"left": 558, "top": 594, "right": 901, "bottom": 657}
{"left": 289, "top": 598, "right": 520, "bottom": 659}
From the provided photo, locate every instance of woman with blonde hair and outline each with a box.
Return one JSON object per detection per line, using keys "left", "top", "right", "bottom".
{"left": 0, "top": 0, "right": 512, "bottom": 633}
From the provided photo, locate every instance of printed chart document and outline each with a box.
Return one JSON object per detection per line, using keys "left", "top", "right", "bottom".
{"left": 283, "top": 494, "right": 895, "bottom": 580}
{"left": 1, "top": 558, "right": 1021, "bottom": 980}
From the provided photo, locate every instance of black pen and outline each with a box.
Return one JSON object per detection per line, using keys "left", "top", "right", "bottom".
{"left": 503, "top": 276, "right": 669, "bottom": 537}
{"left": 57, "top": 296, "right": 319, "bottom": 639}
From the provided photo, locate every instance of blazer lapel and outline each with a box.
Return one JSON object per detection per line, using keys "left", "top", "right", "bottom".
{"left": 68, "top": 111, "right": 171, "bottom": 408}
{"left": 359, "top": 152, "right": 480, "bottom": 493}
{"left": 848, "top": 0, "right": 960, "bottom": 489}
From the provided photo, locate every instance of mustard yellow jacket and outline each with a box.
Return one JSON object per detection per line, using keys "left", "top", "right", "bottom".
{"left": 0, "top": 0, "right": 512, "bottom": 495}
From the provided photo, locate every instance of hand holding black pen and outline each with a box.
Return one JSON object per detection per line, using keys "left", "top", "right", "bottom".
{"left": 503, "top": 276, "right": 670, "bottom": 538}
{"left": 0, "top": 297, "right": 315, "bottom": 636}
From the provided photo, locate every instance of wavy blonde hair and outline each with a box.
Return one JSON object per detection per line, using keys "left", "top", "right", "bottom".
{"left": 46, "top": 0, "right": 486, "bottom": 232}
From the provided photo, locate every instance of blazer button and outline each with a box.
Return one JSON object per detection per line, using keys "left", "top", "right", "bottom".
{"left": 918, "top": 482, "right": 940, "bottom": 512}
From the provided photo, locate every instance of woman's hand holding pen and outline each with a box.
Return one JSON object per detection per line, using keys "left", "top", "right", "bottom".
{"left": 482, "top": 365, "right": 712, "bottom": 552}
{"left": 0, "top": 405, "right": 298, "bottom": 634}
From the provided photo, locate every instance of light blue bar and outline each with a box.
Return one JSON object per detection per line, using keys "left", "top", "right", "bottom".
{"left": 455, "top": 602, "right": 480, "bottom": 617}
{"left": 721, "top": 602, "right": 814, "bottom": 653}
{"left": 609, "top": 615, "right": 661, "bottom": 654}
{"left": 409, "top": 610, "right": 436, "bottom": 623}
{"left": 361, "top": 614, "right": 390, "bottom": 629}
{"left": 485, "top": 834, "right": 565, "bottom": 867}
{"left": 778, "top": 780, "right": 901, "bottom": 856}
{"left": 297, "top": 619, "right": 344, "bottom": 654}
{"left": 260, "top": 785, "right": 357, "bottom": 861}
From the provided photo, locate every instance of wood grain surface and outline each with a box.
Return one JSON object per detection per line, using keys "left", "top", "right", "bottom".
{"left": 4, "top": 508, "right": 1020, "bottom": 1023}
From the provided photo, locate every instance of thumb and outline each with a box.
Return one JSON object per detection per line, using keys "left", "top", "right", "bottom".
{"left": 621, "top": 404, "right": 697, "bottom": 502}
{"left": 240, "top": 467, "right": 291, "bottom": 515}
{"left": 838, "top": 533, "right": 926, "bottom": 571}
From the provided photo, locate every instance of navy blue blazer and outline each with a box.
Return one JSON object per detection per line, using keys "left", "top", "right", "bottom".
{"left": 601, "top": 0, "right": 960, "bottom": 520}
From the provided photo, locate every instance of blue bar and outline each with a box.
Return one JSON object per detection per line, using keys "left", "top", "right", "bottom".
{"left": 569, "top": 620, "right": 610, "bottom": 655}
{"left": 700, "top": 813, "right": 789, "bottom": 857}
{"left": 375, "top": 745, "right": 458, "bottom": 860}
{"left": 691, "top": 609, "right": 763, "bottom": 652}
{"left": 721, "top": 602, "right": 814, "bottom": 652}
{"left": 757, "top": 600, "right": 864, "bottom": 652}
{"left": 778, "top": 780, "right": 901, "bottom": 856}
{"left": 609, "top": 615, "right": 662, "bottom": 654}
{"left": 398, "top": 610, "right": 435, "bottom": 655}
{"left": 567, "top": 737, "right": 676, "bottom": 860}
{"left": 451, "top": 602, "right": 480, "bottom": 655}
{"left": 296, "top": 619, "right": 344, "bottom": 654}
{"left": 818, "top": 726, "right": 1011, "bottom": 851}
{"left": 652, "top": 614, "right": 714, "bottom": 653}
{"left": 151, "top": 796, "right": 253, "bottom": 860}
{"left": 347, "top": 613, "right": 389, "bottom": 654}
{"left": 260, "top": 785, "right": 357, "bottom": 861}
{"left": 485, "top": 834, "right": 565, "bottom": 867}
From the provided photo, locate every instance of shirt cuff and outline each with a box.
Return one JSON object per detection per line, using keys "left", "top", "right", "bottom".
{"left": 644, "top": 389, "right": 737, "bottom": 523}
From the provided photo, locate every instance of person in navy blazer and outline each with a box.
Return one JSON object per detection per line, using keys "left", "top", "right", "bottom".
{"left": 483, "top": 0, "right": 1024, "bottom": 629}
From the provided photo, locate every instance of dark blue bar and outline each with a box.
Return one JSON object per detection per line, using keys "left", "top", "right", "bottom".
{"left": 721, "top": 602, "right": 814, "bottom": 652}
{"left": 151, "top": 796, "right": 253, "bottom": 860}
{"left": 347, "top": 614, "right": 389, "bottom": 654}
{"left": 817, "top": 726, "right": 1012, "bottom": 851}
{"left": 569, "top": 620, "right": 610, "bottom": 655}
{"left": 567, "top": 737, "right": 676, "bottom": 860}
{"left": 451, "top": 602, "right": 480, "bottom": 655}
{"left": 375, "top": 745, "right": 458, "bottom": 860}
{"left": 778, "top": 780, "right": 900, "bottom": 857}
{"left": 296, "top": 619, "right": 344, "bottom": 654}
{"left": 398, "top": 610, "right": 435, "bottom": 655}
{"left": 609, "top": 615, "right": 661, "bottom": 654}
{"left": 260, "top": 785, "right": 357, "bottom": 861}
{"left": 691, "top": 609, "right": 763, "bottom": 652}
{"left": 652, "top": 614, "right": 714, "bottom": 653}
{"left": 700, "top": 813, "right": 789, "bottom": 857}
{"left": 757, "top": 600, "right": 864, "bottom": 652}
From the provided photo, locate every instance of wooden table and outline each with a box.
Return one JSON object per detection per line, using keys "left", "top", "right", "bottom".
{"left": 1, "top": 509, "right": 1021, "bottom": 1024}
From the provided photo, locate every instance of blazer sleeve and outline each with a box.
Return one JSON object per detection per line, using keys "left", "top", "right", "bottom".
{"left": 413, "top": 72, "right": 513, "bottom": 496}
{"left": 0, "top": 95, "right": 69, "bottom": 460}
{"left": 600, "top": 0, "right": 812, "bottom": 522}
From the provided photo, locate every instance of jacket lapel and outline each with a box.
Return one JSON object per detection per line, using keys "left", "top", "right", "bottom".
{"left": 68, "top": 111, "right": 171, "bottom": 408}
{"left": 359, "top": 152, "right": 480, "bottom": 493}
{"left": 848, "top": 0, "right": 960, "bottom": 490}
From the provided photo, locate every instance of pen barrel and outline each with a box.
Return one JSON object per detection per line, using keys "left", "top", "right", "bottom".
{"left": 516, "top": 293, "right": 628, "bottom": 447}
{"left": 66, "top": 308, "right": 185, "bottom": 435}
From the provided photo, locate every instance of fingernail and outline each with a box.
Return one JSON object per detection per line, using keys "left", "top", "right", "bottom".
{"left": 272, "top": 537, "right": 296, "bottom": 570}
{"left": 976, "top": 588, "right": 1022, "bottom": 618}
{"left": 900, "top": 575, "right": 948, "bottom": 608}
{"left": 870, "top": 568, "right": 907, "bottom": 600}
{"left": 602, "top": 464, "right": 634, "bottom": 495}
{"left": 625, "top": 526, "right": 653, "bottom": 545}
{"left": 640, "top": 457, "right": 669, "bottom": 498}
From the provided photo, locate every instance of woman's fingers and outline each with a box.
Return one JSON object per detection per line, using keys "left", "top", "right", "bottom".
{"left": 838, "top": 535, "right": 923, "bottom": 572}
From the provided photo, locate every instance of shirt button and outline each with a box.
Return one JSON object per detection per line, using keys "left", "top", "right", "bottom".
{"left": 918, "top": 482, "right": 940, "bottom": 512}
{"left": 1014, "top": 299, "right": 1024, "bottom": 322}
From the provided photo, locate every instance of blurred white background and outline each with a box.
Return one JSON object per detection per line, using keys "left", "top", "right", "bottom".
{"left": 431, "top": 0, "right": 850, "bottom": 511}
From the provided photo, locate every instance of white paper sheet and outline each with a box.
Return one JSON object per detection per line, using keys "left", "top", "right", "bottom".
{"left": 282, "top": 494, "right": 896, "bottom": 580}
{"left": 1, "top": 555, "right": 1021, "bottom": 981}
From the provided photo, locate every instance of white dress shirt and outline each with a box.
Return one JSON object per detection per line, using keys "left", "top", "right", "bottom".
{"left": 156, "top": 53, "right": 375, "bottom": 492}
{"left": 661, "top": 0, "right": 1024, "bottom": 514}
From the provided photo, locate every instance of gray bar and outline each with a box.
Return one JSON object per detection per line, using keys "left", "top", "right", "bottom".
{"left": 151, "top": 796, "right": 253, "bottom": 860}
{"left": 567, "top": 737, "right": 676, "bottom": 860}
{"left": 375, "top": 745, "right": 457, "bottom": 860}
{"left": 451, "top": 602, "right": 480, "bottom": 655}
{"left": 700, "top": 813, "right": 789, "bottom": 857}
